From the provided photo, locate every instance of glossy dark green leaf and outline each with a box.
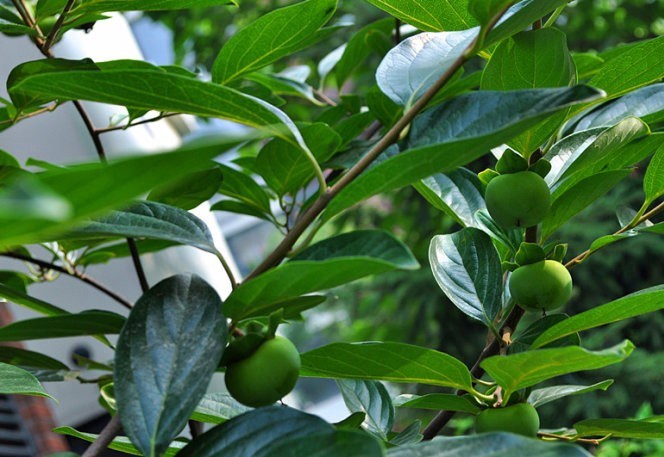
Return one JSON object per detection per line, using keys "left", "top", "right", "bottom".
{"left": 588, "top": 35, "right": 664, "bottom": 98}
{"left": 0, "top": 362, "right": 53, "bottom": 398}
{"left": 218, "top": 164, "right": 272, "bottom": 214}
{"left": 531, "top": 285, "right": 664, "bottom": 349}
{"left": 178, "top": 406, "right": 352, "bottom": 457}
{"left": 575, "top": 419, "right": 664, "bottom": 439}
{"left": 509, "top": 314, "right": 579, "bottom": 353}
{"left": 75, "top": 0, "right": 237, "bottom": 14}
{"left": 66, "top": 201, "right": 218, "bottom": 255}
{"left": 8, "top": 59, "right": 305, "bottom": 145}
{"left": 263, "top": 429, "right": 385, "bottom": 456}
{"left": 541, "top": 169, "right": 632, "bottom": 239}
{"left": 0, "top": 311, "right": 125, "bottom": 341}
{"left": 393, "top": 393, "right": 481, "bottom": 414}
{"left": 481, "top": 28, "right": 575, "bottom": 154}
{"left": 209, "top": 199, "right": 272, "bottom": 222}
{"left": 481, "top": 341, "right": 634, "bottom": 398}
{"left": 148, "top": 168, "right": 223, "bottom": 210}
{"left": 114, "top": 274, "right": 226, "bottom": 457}
{"left": 212, "top": 0, "right": 337, "bottom": 84}
{"left": 53, "top": 426, "right": 185, "bottom": 456}
{"left": 386, "top": 433, "right": 592, "bottom": 456}
{"left": 301, "top": 342, "right": 473, "bottom": 391}
{"left": 644, "top": 143, "right": 664, "bottom": 204}
{"left": 337, "top": 379, "right": 394, "bottom": 439}
{"left": 323, "top": 86, "right": 602, "bottom": 220}
{"left": 0, "top": 346, "right": 69, "bottom": 370}
{"left": 414, "top": 169, "right": 485, "bottom": 228}
{"left": 527, "top": 380, "right": 614, "bottom": 408}
{"left": 573, "top": 84, "right": 664, "bottom": 131}
{"left": 429, "top": 228, "right": 503, "bottom": 327}
{"left": 364, "top": 0, "right": 475, "bottom": 32}
{"left": 223, "top": 230, "right": 418, "bottom": 320}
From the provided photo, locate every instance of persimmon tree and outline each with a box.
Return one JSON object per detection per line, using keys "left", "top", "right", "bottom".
{"left": 1, "top": 0, "right": 664, "bottom": 456}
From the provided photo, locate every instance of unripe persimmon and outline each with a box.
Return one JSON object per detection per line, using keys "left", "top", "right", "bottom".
{"left": 485, "top": 171, "right": 550, "bottom": 228}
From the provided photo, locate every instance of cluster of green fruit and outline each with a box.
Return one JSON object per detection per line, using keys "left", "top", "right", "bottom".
{"left": 223, "top": 321, "right": 301, "bottom": 408}
{"left": 474, "top": 151, "right": 575, "bottom": 436}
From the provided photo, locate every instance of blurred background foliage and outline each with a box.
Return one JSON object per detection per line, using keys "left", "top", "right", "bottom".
{"left": 147, "top": 0, "right": 664, "bottom": 451}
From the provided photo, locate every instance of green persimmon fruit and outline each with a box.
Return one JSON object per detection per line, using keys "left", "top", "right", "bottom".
{"left": 225, "top": 335, "right": 301, "bottom": 407}
{"left": 475, "top": 403, "right": 540, "bottom": 437}
{"left": 509, "top": 260, "right": 573, "bottom": 311}
{"left": 485, "top": 171, "right": 550, "bottom": 228}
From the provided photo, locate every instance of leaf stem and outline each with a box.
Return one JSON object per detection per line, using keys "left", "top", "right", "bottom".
{"left": 216, "top": 251, "right": 238, "bottom": 289}
{"left": 1, "top": 251, "right": 133, "bottom": 309}
{"left": 94, "top": 112, "right": 180, "bottom": 134}
{"left": 42, "top": 0, "right": 77, "bottom": 51}
{"left": 543, "top": 5, "right": 567, "bottom": 28}
{"left": 81, "top": 414, "right": 122, "bottom": 457}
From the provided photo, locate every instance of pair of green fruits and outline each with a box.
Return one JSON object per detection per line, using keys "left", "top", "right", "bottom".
{"left": 224, "top": 335, "right": 301, "bottom": 407}
{"left": 486, "top": 171, "right": 572, "bottom": 311}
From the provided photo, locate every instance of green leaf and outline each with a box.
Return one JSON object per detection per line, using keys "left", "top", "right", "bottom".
{"left": 191, "top": 393, "right": 251, "bottom": 425}
{"left": 572, "top": 52, "right": 604, "bottom": 80}
{"left": 386, "top": 433, "right": 592, "bottom": 456}
{"left": 223, "top": 230, "right": 418, "bottom": 320}
{"left": 75, "top": 0, "right": 237, "bottom": 14}
{"left": 256, "top": 123, "right": 341, "bottom": 196}
{"left": 54, "top": 426, "right": 185, "bottom": 457}
{"left": 210, "top": 199, "right": 272, "bottom": 222}
{"left": 640, "top": 222, "right": 664, "bottom": 235}
{"left": 0, "top": 282, "right": 66, "bottom": 316}
{"left": 389, "top": 420, "right": 422, "bottom": 446}
{"left": 114, "top": 274, "right": 226, "bottom": 457}
{"left": 527, "top": 380, "right": 614, "bottom": 408}
{"left": 0, "top": 346, "right": 69, "bottom": 370}
{"left": 178, "top": 406, "right": 383, "bottom": 457}
{"left": 363, "top": 0, "right": 475, "bottom": 32}
{"left": 376, "top": 28, "right": 477, "bottom": 106}
{"left": 0, "top": 362, "right": 53, "bottom": 398}
{"left": 323, "top": 86, "right": 603, "bottom": 220}
{"left": 337, "top": 379, "right": 394, "bottom": 439}
{"left": 481, "top": 28, "right": 575, "bottom": 154}
{"left": 469, "top": 0, "right": 514, "bottom": 26}
{"left": 481, "top": 341, "right": 634, "bottom": 398}
{"left": 148, "top": 168, "right": 223, "bottom": 210}
{"left": 413, "top": 168, "right": 486, "bottom": 228}
{"left": 541, "top": 169, "right": 632, "bottom": 240}
{"left": 0, "top": 311, "right": 125, "bottom": 341}
{"left": 587, "top": 35, "right": 664, "bottom": 98}
{"left": 65, "top": 201, "right": 218, "bottom": 255}
{"left": 0, "top": 141, "right": 239, "bottom": 248}
{"left": 8, "top": 59, "right": 305, "bottom": 145}
{"left": 575, "top": 419, "right": 664, "bottom": 439}
{"left": 531, "top": 285, "right": 664, "bottom": 349}
{"left": 218, "top": 164, "right": 272, "bottom": 213}
{"left": 429, "top": 228, "right": 503, "bottom": 327}
{"left": 510, "top": 314, "right": 580, "bottom": 353}
{"left": 573, "top": 84, "right": 664, "bottom": 131}
{"left": 393, "top": 393, "right": 481, "bottom": 414}
{"left": 336, "top": 19, "right": 393, "bottom": 90}
{"left": 644, "top": 143, "right": 664, "bottom": 204}
{"left": 301, "top": 342, "right": 473, "bottom": 391}
{"left": 211, "top": 0, "right": 337, "bottom": 84}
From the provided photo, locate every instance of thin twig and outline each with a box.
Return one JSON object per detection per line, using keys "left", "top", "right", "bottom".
{"left": 43, "top": 0, "right": 77, "bottom": 51}
{"left": 0, "top": 104, "right": 58, "bottom": 126}
{"left": 94, "top": 112, "right": 180, "bottom": 134}
{"left": 71, "top": 101, "right": 107, "bottom": 162}
{"left": 394, "top": 18, "right": 402, "bottom": 45}
{"left": 81, "top": 414, "right": 122, "bottom": 457}
{"left": 126, "top": 238, "right": 149, "bottom": 293}
{"left": 565, "top": 200, "right": 664, "bottom": 269}
{"left": 1, "top": 252, "right": 133, "bottom": 309}
{"left": 189, "top": 419, "right": 203, "bottom": 438}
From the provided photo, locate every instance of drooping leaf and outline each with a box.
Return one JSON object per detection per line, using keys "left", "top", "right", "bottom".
{"left": 211, "top": 0, "right": 337, "bottom": 84}
{"left": 0, "top": 362, "right": 53, "bottom": 398}
{"left": 148, "top": 168, "right": 223, "bottom": 210}
{"left": 323, "top": 86, "right": 602, "bottom": 220}
{"left": 575, "top": 419, "right": 664, "bottom": 439}
{"left": 301, "top": 342, "right": 473, "bottom": 391}
{"left": 0, "top": 282, "right": 67, "bottom": 316}
{"left": 65, "top": 201, "right": 218, "bottom": 255}
{"left": 337, "top": 379, "right": 394, "bottom": 439}
{"left": 223, "top": 230, "right": 418, "bottom": 320}
{"left": 0, "top": 346, "right": 69, "bottom": 370}
{"left": 393, "top": 393, "right": 481, "bottom": 414}
{"left": 0, "top": 311, "right": 125, "bottom": 341}
{"left": 644, "top": 143, "right": 664, "bottom": 204}
{"left": 527, "top": 380, "right": 614, "bottom": 408}
{"left": 481, "top": 341, "right": 634, "bottom": 398}
{"left": 114, "top": 274, "right": 226, "bottom": 457}
{"left": 531, "top": 285, "right": 664, "bottom": 349}
{"left": 386, "top": 433, "right": 592, "bottom": 456}
{"left": 429, "top": 228, "right": 503, "bottom": 327}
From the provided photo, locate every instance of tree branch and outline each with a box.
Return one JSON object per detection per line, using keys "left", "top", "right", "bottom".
{"left": 43, "top": 0, "right": 77, "bottom": 51}
{"left": 81, "top": 414, "right": 122, "bottom": 457}
{"left": 1, "top": 252, "right": 133, "bottom": 309}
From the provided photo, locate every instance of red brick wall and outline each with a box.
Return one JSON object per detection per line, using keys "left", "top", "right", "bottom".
{"left": 0, "top": 302, "right": 69, "bottom": 456}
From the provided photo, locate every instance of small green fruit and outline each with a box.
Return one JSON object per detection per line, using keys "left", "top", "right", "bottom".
{"left": 485, "top": 171, "right": 550, "bottom": 228}
{"left": 225, "top": 335, "right": 301, "bottom": 407}
{"left": 476, "top": 403, "right": 540, "bottom": 437}
{"left": 509, "top": 260, "right": 572, "bottom": 311}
